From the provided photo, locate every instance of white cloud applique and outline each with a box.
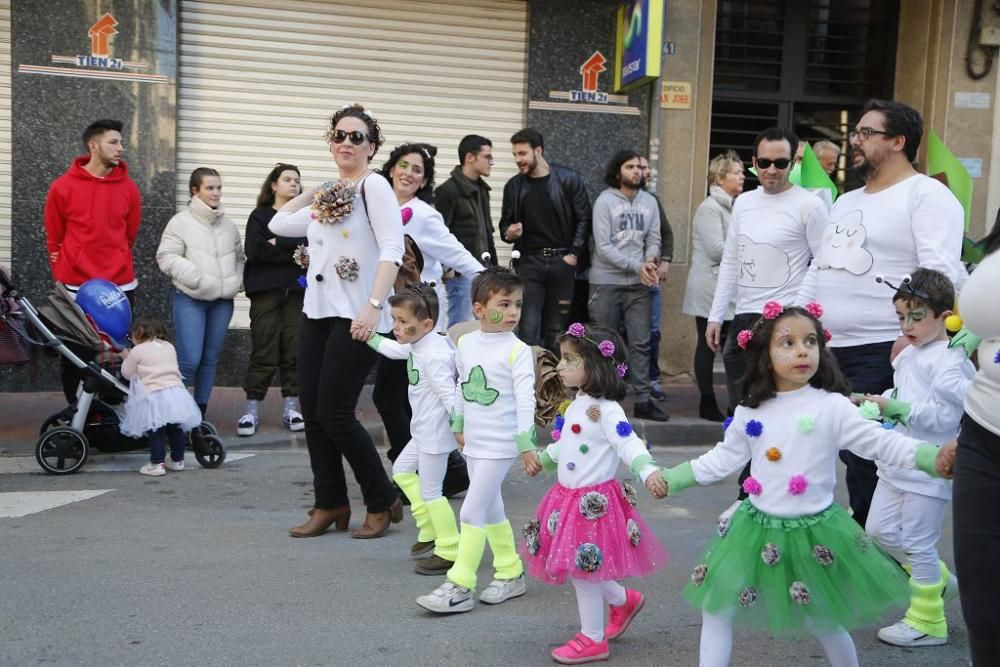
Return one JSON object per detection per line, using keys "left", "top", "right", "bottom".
{"left": 814, "top": 210, "right": 874, "bottom": 275}
{"left": 736, "top": 235, "right": 791, "bottom": 289}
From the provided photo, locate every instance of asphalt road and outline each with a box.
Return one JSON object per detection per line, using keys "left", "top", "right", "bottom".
{"left": 0, "top": 443, "right": 970, "bottom": 666}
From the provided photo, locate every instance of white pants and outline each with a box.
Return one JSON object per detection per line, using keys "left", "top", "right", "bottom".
{"left": 458, "top": 455, "right": 514, "bottom": 527}
{"left": 572, "top": 579, "right": 626, "bottom": 641}
{"left": 391, "top": 442, "right": 451, "bottom": 501}
{"left": 700, "top": 611, "right": 857, "bottom": 667}
{"left": 865, "top": 480, "right": 948, "bottom": 583}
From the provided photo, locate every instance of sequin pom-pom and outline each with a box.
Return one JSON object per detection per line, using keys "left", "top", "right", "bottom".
{"left": 585, "top": 405, "right": 601, "bottom": 422}
{"left": 616, "top": 421, "right": 633, "bottom": 437}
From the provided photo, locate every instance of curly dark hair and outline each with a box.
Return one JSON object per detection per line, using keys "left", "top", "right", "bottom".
{"left": 326, "top": 104, "right": 384, "bottom": 161}
{"left": 388, "top": 282, "right": 440, "bottom": 326}
{"left": 861, "top": 99, "right": 923, "bottom": 163}
{"left": 739, "top": 307, "right": 849, "bottom": 408}
{"left": 557, "top": 324, "right": 629, "bottom": 401}
{"left": 892, "top": 267, "right": 955, "bottom": 316}
{"left": 131, "top": 316, "right": 171, "bottom": 344}
{"left": 256, "top": 163, "right": 301, "bottom": 208}
{"left": 603, "top": 149, "right": 642, "bottom": 188}
{"left": 471, "top": 266, "right": 522, "bottom": 307}
{"left": 380, "top": 143, "right": 438, "bottom": 204}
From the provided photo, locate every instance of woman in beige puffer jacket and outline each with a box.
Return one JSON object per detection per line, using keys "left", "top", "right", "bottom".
{"left": 156, "top": 167, "right": 245, "bottom": 414}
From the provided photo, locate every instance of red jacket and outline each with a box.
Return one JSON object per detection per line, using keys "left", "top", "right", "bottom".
{"left": 44, "top": 156, "right": 142, "bottom": 287}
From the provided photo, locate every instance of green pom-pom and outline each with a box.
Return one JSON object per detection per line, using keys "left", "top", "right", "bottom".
{"left": 579, "top": 444, "right": 589, "bottom": 454}
{"left": 859, "top": 400, "right": 881, "bottom": 421}
{"left": 796, "top": 415, "right": 816, "bottom": 434}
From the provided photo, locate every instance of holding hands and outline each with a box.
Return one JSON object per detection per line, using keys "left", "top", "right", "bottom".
{"left": 645, "top": 470, "right": 668, "bottom": 498}
{"left": 521, "top": 450, "right": 542, "bottom": 476}
{"left": 936, "top": 439, "right": 957, "bottom": 479}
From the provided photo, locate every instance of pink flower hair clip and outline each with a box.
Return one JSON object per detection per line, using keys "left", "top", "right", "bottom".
{"left": 565, "top": 322, "right": 624, "bottom": 372}
{"left": 804, "top": 302, "right": 823, "bottom": 319}
{"left": 616, "top": 362, "right": 628, "bottom": 378}
{"left": 737, "top": 329, "right": 753, "bottom": 350}
{"left": 762, "top": 301, "right": 784, "bottom": 320}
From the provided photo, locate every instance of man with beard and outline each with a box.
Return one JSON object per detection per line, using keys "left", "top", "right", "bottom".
{"left": 499, "top": 128, "right": 591, "bottom": 350}
{"left": 797, "top": 99, "right": 966, "bottom": 529}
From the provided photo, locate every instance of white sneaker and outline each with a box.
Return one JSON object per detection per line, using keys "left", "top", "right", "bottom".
{"left": 479, "top": 573, "right": 526, "bottom": 605}
{"left": 139, "top": 463, "right": 165, "bottom": 477}
{"left": 164, "top": 459, "right": 185, "bottom": 472}
{"left": 237, "top": 413, "right": 258, "bottom": 437}
{"left": 942, "top": 571, "right": 959, "bottom": 604}
{"left": 415, "top": 582, "right": 474, "bottom": 614}
{"left": 877, "top": 620, "right": 947, "bottom": 647}
{"left": 283, "top": 408, "right": 305, "bottom": 432}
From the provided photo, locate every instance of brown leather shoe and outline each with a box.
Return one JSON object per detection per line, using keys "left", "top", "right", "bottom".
{"left": 290, "top": 506, "right": 350, "bottom": 538}
{"left": 390, "top": 497, "right": 403, "bottom": 524}
{"left": 351, "top": 510, "right": 391, "bottom": 539}
{"left": 415, "top": 554, "right": 454, "bottom": 575}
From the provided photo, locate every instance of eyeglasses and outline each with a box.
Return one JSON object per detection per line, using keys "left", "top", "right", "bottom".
{"left": 479, "top": 152, "right": 495, "bottom": 164}
{"left": 754, "top": 157, "right": 791, "bottom": 170}
{"left": 330, "top": 130, "right": 369, "bottom": 146}
{"left": 849, "top": 127, "right": 892, "bottom": 141}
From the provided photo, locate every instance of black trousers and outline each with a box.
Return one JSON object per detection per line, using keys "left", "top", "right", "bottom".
{"left": 694, "top": 316, "right": 730, "bottom": 403}
{"left": 372, "top": 339, "right": 412, "bottom": 463}
{"left": 297, "top": 315, "right": 396, "bottom": 513}
{"left": 516, "top": 253, "right": 575, "bottom": 351}
{"left": 721, "top": 312, "right": 759, "bottom": 412}
{"left": 954, "top": 413, "right": 1000, "bottom": 665}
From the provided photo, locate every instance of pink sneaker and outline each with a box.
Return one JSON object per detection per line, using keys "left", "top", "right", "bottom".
{"left": 605, "top": 588, "right": 645, "bottom": 640}
{"left": 551, "top": 633, "right": 609, "bottom": 664}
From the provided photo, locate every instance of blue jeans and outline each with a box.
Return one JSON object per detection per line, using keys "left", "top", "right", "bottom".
{"left": 588, "top": 283, "right": 652, "bottom": 403}
{"left": 172, "top": 291, "right": 234, "bottom": 407}
{"left": 649, "top": 285, "right": 661, "bottom": 381}
{"left": 445, "top": 274, "right": 473, "bottom": 328}
{"left": 149, "top": 424, "right": 186, "bottom": 464}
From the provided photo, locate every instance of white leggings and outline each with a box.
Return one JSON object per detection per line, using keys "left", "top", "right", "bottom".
{"left": 865, "top": 481, "right": 948, "bottom": 584}
{"left": 458, "top": 455, "right": 514, "bottom": 527}
{"left": 700, "top": 611, "right": 858, "bottom": 667}
{"left": 572, "top": 579, "right": 627, "bottom": 641}
{"left": 390, "top": 442, "right": 450, "bottom": 501}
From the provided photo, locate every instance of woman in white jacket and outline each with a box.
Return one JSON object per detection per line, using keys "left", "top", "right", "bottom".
{"left": 156, "top": 167, "right": 245, "bottom": 416}
{"left": 681, "top": 151, "right": 744, "bottom": 421}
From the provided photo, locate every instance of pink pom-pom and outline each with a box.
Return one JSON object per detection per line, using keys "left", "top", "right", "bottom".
{"left": 551, "top": 429, "right": 561, "bottom": 441}
{"left": 788, "top": 474, "right": 808, "bottom": 496}
{"left": 823, "top": 329, "right": 833, "bottom": 343}
{"left": 737, "top": 329, "right": 753, "bottom": 350}
{"left": 741, "top": 476, "right": 763, "bottom": 496}
{"left": 310, "top": 212, "right": 318, "bottom": 219}
{"left": 804, "top": 302, "right": 823, "bottom": 319}
{"left": 401, "top": 207, "right": 413, "bottom": 225}
{"left": 762, "top": 301, "right": 784, "bottom": 320}
{"left": 567, "top": 322, "right": 586, "bottom": 338}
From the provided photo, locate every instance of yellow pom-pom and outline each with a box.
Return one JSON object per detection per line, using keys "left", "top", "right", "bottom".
{"left": 945, "top": 314, "right": 963, "bottom": 333}
{"left": 558, "top": 400, "right": 572, "bottom": 416}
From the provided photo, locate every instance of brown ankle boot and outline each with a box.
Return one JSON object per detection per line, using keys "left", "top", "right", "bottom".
{"left": 351, "top": 510, "right": 391, "bottom": 539}
{"left": 389, "top": 497, "right": 403, "bottom": 523}
{"left": 290, "top": 506, "right": 350, "bottom": 538}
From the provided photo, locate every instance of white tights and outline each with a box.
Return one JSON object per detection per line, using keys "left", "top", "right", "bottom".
{"left": 572, "top": 579, "right": 627, "bottom": 641}
{"left": 458, "top": 456, "right": 514, "bottom": 527}
{"left": 391, "top": 443, "right": 450, "bottom": 500}
{"left": 699, "top": 611, "right": 858, "bottom": 667}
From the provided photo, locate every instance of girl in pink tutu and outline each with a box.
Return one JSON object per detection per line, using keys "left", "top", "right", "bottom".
{"left": 522, "top": 323, "right": 669, "bottom": 665}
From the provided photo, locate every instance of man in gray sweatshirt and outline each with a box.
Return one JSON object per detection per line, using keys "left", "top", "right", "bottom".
{"left": 589, "top": 149, "right": 668, "bottom": 421}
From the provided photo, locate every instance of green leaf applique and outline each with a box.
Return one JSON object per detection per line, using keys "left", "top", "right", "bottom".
{"left": 461, "top": 365, "right": 499, "bottom": 406}
{"left": 407, "top": 353, "right": 420, "bottom": 386}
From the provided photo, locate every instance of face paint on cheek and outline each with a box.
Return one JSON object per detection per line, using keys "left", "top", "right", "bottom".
{"left": 488, "top": 309, "right": 503, "bottom": 324}
{"left": 906, "top": 307, "right": 927, "bottom": 327}
{"left": 403, "top": 325, "right": 417, "bottom": 336}
{"left": 398, "top": 159, "right": 410, "bottom": 170}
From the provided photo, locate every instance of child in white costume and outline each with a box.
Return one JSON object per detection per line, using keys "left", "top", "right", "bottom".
{"left": 416, "top": 267, "right": 536, "bottom": 614}
{"left": 366, "top": 283, "right": 461, "bottom": 573}
{"left": 859, "top": 269, "right": 973, "bottom": 647}
{"left": 522, "top": 323, "right": 669, "bottom": 665}
{"left": 656, "top": 302, "right": 947, "bottom": 667}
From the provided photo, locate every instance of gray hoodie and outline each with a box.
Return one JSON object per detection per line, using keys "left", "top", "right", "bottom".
{"left": 589, "top": 188, "right": 661, "bottom": 286}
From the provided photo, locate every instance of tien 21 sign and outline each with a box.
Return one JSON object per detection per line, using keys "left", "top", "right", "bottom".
{"left": 613, "top": 0, "right": 664, "bottom": 92}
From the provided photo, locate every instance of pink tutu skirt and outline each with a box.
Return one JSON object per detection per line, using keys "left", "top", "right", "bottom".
{"left": 521, "top": 478, "right": 669, "bottom": 585}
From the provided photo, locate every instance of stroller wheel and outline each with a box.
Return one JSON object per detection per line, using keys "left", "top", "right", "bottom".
{"left": 39, "top": 411, "right": 72, "bottom": 436}
{"left": 193, "top": 433, "right": 226, "bottom": 469}
{"left": 200, "top": 421, "right": 219, "bottom": 437}
{"left": 36, "top": 427, "right": 89, "bottom": 474}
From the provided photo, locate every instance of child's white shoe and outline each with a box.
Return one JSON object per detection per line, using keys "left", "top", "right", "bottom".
{"left": 140, "top": 462, "right": 165, "bottom": 477}
{"left": 415, "top": 582, "right": 474, "bottom": 614}
{"left": 479, "top": 573, "right": 526, "bottom": 604}
{"left": 877, "top": 619, "right": 947, "bottom": 647}
{"left": 164, "top": 459, "right": 185, "bottom": 472}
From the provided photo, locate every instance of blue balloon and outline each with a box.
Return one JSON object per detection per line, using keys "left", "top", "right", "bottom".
{"left": 76, "top": 279, "right": 132, "bottom": 349}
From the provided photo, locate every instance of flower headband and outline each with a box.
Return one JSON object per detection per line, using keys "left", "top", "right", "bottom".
{"left": 566, "top": 323, "right": 628, "bottom": 377}
{"left": 736, "top": 301, "right": 831, "bottom": 349}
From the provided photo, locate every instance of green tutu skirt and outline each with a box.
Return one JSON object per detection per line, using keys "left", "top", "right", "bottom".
{"left": 684, "top": 500, "right": 909, "bottom": 637}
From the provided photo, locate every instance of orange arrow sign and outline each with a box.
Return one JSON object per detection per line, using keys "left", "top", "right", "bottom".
{"left": 579, "top": 51, "right": 607, "bottom": 92}
{"left": 89, "top": 13, "right": 119, "bottom": 57}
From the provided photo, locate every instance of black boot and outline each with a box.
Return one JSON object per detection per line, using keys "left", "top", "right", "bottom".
{"left": 699, "top": 395, "right": 726, "bottom": 422}
{"left": 634, "top": 400, "right": 670, "bottom": 422}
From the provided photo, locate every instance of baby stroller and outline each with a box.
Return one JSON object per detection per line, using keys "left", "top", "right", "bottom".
{"left": 0, "top": 266, "right": 226, "bottom": 474}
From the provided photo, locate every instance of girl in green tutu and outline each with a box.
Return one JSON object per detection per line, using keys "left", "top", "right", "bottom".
{"left": 657, "top": 302, "right": 947, "bottom": 667}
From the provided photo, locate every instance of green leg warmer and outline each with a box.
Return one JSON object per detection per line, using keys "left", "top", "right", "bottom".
{"left": 392, "top": 472, "right": 434, "bottom": 543}
{"left": 425, "top": 497, "right": 459, "bottom": 561}
{"left": 447, "top": 524, "right": 487, "bottom": 591}
{"left": 903, "top": 577, "right": 947, "bottom": 638}
{"left": 485, "top": 519, "right": 524, "bottom": 581}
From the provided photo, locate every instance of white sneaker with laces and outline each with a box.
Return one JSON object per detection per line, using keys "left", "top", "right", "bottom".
{"left": 415, "top": 582, "right": 474, "bottom": 614}
{"left": 283, "top": 408, "right": 305, "bottom": 432}
{"left": 479, "top": 573, "right": 526, "bottom": 605}
{"left": 140, "top": 463, "right": 166, "bottom": 477}
{"left": 237, "top": 413, "right": 258, "bottom": 437}
{"left": 877, "top": 619, "right": 947, "bottom": 647}
{"left": 164, "top": 459, "right": 185, "bottom": 472}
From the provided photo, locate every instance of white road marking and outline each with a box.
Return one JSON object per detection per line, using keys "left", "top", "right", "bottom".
{"left": 0, "top": 452, "right": 255, "bottom": 475}
{"left": 0, "top": 489, "right": 112, "bottom": 518}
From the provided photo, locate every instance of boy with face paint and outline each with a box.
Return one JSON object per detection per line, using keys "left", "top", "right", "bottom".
{"left": 367, "top": 283, "right": 462, "bottom": 573}
{"left": 859, "top": 267, "right": 973, "bottom": 648}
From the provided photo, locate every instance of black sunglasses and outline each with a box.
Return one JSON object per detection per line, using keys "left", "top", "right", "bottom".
{"left": 755, "top": 157, "right": 792, "bottom": 170}
{"left": 330, "top": 130, "right": 369, "bottom": 146}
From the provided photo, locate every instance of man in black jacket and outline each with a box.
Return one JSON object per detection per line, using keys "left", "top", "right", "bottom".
{"left": 499, "top": 128, "right": 591, "bottom": 350}
{"left": 434, "top": 134, "right": 497, "bottom": 326}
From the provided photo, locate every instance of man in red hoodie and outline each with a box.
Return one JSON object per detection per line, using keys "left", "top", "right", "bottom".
{"left": 45, "top": 119, "right": 142, "bottom": 399}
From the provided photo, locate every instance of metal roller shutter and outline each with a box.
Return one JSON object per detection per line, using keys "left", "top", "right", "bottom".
{"left": 0, "top": 1, "right": 11, "bottom": 268}
{"left": 178, "top": 0, "right": 528, "bottom": 327}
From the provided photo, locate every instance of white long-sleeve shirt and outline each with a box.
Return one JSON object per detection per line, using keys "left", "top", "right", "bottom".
{"left": 796, "top": 174, "right": 967, "bottom": 347}
{"left": 708, "top": 185, "right": 827, "bottom": 323}
{"left": 960, "top": 249, "right": 1000, "bottom": 436}
{"left": 269, "top": 173, "right": 403, "bottom": 331}
{"left": 369, "top": 331, "right": 457, "bottom": 455}
{"left": 876, "top": 341, "right": 973, "bottom": 499}
{"left": 683, "top": 385, "right": 930, "bottom": 517}
{"left": 540, "top": 394, "right": 657, "bottom": 487}
{"left": 452, "top": 330, "right": 536, "bottom": 459}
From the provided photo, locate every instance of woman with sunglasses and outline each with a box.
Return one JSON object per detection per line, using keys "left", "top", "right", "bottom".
{"left": 269, "top": 104, "right": 404, "bottom": 539}
{"left": 238, "top": 164, "right": 305, "bottom": 437}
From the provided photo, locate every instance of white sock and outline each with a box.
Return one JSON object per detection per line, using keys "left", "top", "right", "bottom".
{"left": 700, "top": 611, "right": 733, "bottom": 667}
{"left": 283, "top": 396, "right": 298, "bottom": 412}
{"left": 245, "top": 399, "right": 259, "bottom": 417}
{"left": 572, "top": 579, "right": 606, "bottom": 642}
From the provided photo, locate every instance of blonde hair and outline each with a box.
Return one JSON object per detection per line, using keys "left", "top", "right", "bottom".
{"left": 707, "top": 150, "right": 743, "bottom": 187}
